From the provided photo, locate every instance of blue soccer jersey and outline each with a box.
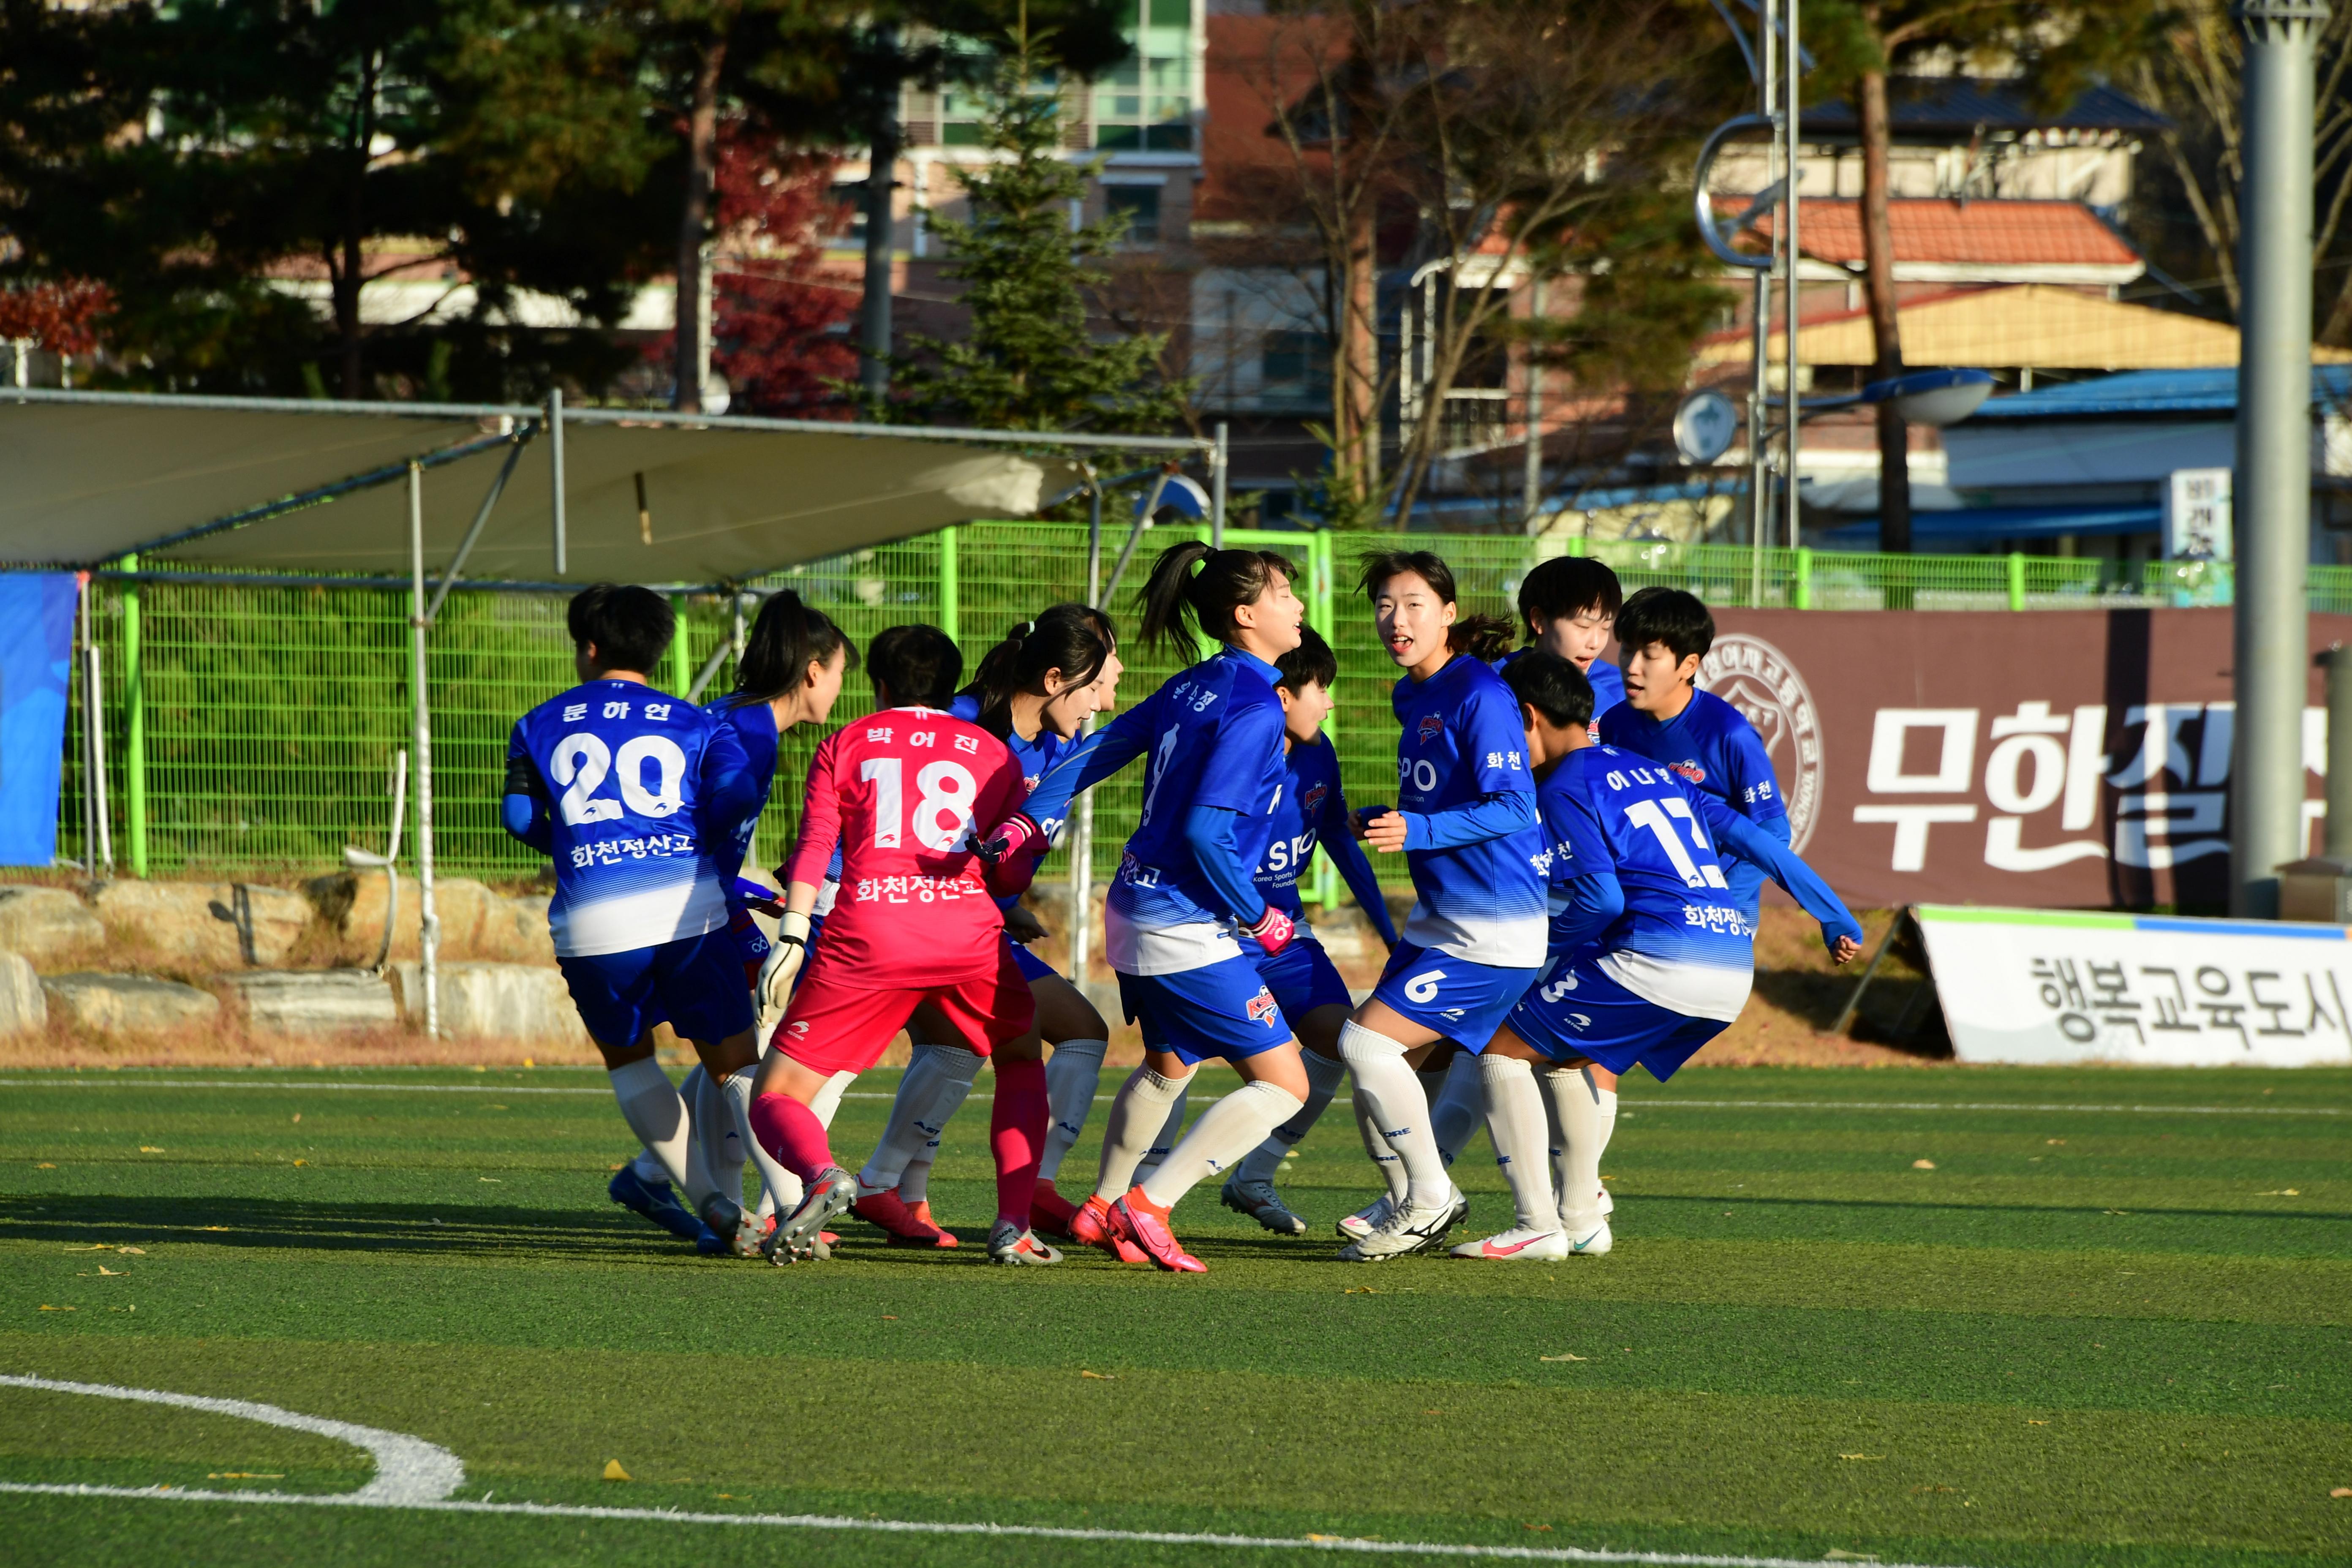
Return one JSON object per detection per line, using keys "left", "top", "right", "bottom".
{"left": 1255, "top": 735, "right": 1397, "bottom": 943}
{"left": 1492, "top": 649, "right": 1623, "bottom": 739}
{"left": 1538, "top": 745, "right": 1761, "bottom": 1020}
{"left": 505, "top": 679, "right": 758, "bottom": 958}
{"left": 1601, "top": 687, "right": 1788, "bottom": 916}
{"left": 1389, "top": 654, "right": 1546, "bottom": 966}
{"left": 1099, "top": 649, "right": 1288, "bottom": 975}
{"left": 948, "top": 694, "right": 1084, "bottom": 842}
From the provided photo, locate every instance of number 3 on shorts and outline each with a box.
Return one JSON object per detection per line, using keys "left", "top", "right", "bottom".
{"left": 1404, "top": 969, "right": 1446, "bottom": 1005}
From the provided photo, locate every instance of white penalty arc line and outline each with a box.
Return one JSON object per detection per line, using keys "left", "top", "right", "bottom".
{"left": 0, "top": 1078, "right": 2343, "bottom": 1117}
{"left": 0, "top": 1377, "right": 2000, "bottom": 1568}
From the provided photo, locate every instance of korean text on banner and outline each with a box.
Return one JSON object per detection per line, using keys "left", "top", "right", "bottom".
{"left": 1914, "top": 905, "right": 2352, "bottom": 1067}
{"left": 0, "top": 574, "right": 79, "bottom": 867}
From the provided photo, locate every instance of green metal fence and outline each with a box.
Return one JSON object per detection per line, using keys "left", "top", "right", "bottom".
{"left": 49, "top": 530, "right": 2351, "bottom": 888}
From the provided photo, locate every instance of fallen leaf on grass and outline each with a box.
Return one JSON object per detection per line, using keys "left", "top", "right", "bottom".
{"left": 1825, "top": 1552, "right": 1881, "bottom": 1560}
{"left": 139, "top": 1146, "right": 165, "bottom": 1154}
{"left": 2102, "top": 1209, "right": 2129, "bottom": 1216}
{"left": 602, "top": 1461, "right": 631, "bottom": 1482}
{"left": 478, "top": 1177, "right": 501, "bottom": 1184}
{"left": 1343, "top": 1287, "right": 1380, "bottom": 1295}
{"left": 95, "top": 1266, "right": 122, "bottom": 1276}
{"left": 1079, "top": 1370, "right": 1116, "bottom": 1380}
{"left": 290, "top": 1114, "right": 300, "bottom": 1124}
{"left": 2257, "top": 1189, "right": 2301, "bottom": 1196}
{"left": 208, "top": 1473, "right": 282, "bottom": 1480}
{"left": 2331, "top": 1487, "right": 2351, "bottom": 1498}
{"left": 1523, "top": 1524, "right": 1553, "bottom": 1532}
{"left": 117, "top": 1247, "right": 143, "bottom": 1255}
{"left": 291, "top": 1160, "right": 308, "bottom": 1168}
{"left": 37, "top": 1305, "right": 73, "bottom": 1312}
{"left": 1540, "top": 1354, "right": 1587, "bottom": 1362}
{"left": 1839, "top": 1454, "right": 1884, "bottom": 1462}
{"left": 199, "top": 1226, "right": 230, "bottom": 1233}
{"left": 2046, "top": 1139, "right": 2066, "bottom": 1146}
{"left": 1911, "top": 1159, "right": 1936, "bottom": 1170}
{"left": 35, "top": 1163, "right": 54, "bottom": 1170}
{"left": 2026, "top": 1420, "right": 2048, "bottom": 1426}
{"left": 609, "top": 1164, "right": 626, "bottom": 1173}
{"left": 881, "top": 1315, "right": 898, "bottom": 1321}
{"left": 1422, "top": 1410, "right": 1444, "bottom": 1416}
{"left": 1911, "top": 1486, "right": 1956, "bottom": 1495}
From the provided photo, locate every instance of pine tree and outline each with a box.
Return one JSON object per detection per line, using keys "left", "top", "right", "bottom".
{"left": 888, "top": 23, "right": 1189, "bottom": 434}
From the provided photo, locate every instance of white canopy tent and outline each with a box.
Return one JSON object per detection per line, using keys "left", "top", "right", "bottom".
{"left": 2, "top": 387, "right": 1222, "bottom": 1032}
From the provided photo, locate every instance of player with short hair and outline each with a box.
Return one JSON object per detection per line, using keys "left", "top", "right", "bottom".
{"left": 1002, "top": 542, "right": 1312, "bottom": 1273}
{"left": 1455, "top": 651, "right": 1859, "bottom": 1260}
{"left": 1335, "top": 550, "right": 1546, "bottom": 1262}
{"left": 747, "top": 625, "right": 1051, "bottom": 1266}
{"left": 849, "top": 604, "right": 1118, "bottom": 1250}
{"left": 606, "top": 588, "right": 859, "bottom": 1252}
{"left": 503, "top": 583, "right": 765, "bottom": 1253}
{"left": 1604, "top": 587, "right": 1790, "bottom": 928}
{"left": 1507, "top": 555, "right": 1625, "bottom": 731}
{"left": 1217, "top": 626, "right": 1399, "bottom": 1236}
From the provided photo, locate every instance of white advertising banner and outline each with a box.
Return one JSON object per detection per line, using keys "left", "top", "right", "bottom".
{"left": 1915, "top": 905, "right": 2352, "bottom": 1066}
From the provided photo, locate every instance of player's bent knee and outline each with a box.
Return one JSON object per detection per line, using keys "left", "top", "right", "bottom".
{"left": 1337, "top": 1018, "right": 1412, "bottom": 1063}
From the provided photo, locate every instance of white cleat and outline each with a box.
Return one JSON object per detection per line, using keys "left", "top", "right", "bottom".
{"left": 1336, "top": 1200, "right": 1456, "bottom": 1262}
{"left": 1337, "top": 1193, "right": 1394, "bottom": 1242}
{"left": 1451, "top": 1225, "right": 1569, "bottom": 1261}
{"left": 1598, "top": 1184, "right": 1614, "bottom": 1217}
{"left": 1562, "top": 1217, "right": 1612, "bottom": 1255}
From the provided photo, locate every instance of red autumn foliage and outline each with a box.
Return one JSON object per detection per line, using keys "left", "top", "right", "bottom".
{"left": 0, "top": 278, "right": 112, "bottom": 354}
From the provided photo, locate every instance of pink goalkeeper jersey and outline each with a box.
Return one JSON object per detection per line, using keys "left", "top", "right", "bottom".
{"left": 784, "top": 706, "right": 1027, "bottom": 988}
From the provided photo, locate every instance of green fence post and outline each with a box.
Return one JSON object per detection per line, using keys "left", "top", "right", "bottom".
{"left": 1793, "top": 547, "right": 1813, "bottom": 610}
{"left": 121, "top": 553, "right": 147, "bottom": 877}
{"left": 668, "top": 594, "right": 692, "bottom": 695}
{"left": 940, "top": 525, "right": 959, "bottom": 646}
{"left": 2006, "top": 552, "right": 2026, "bottom": 612}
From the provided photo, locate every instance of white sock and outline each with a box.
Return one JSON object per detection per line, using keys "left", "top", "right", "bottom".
{"left": 1430, "top": 1051, "right": 1485, "bottom": 1168}
{"left": 1038, "top": 1038, "right": 1108, "bottom": 1183}
{"left": 1544, "top": 1065, "right": 1617, "bottom": 1232}
{"left": 687, "top": 1065, "right": 743, "bottom": 1210}
{"left": 608, "top": 1059, "right": 701, "bottom": 1203}
{"left": 1480, "top": 1054, "right": 1555, "bottom": 1231}
{"left": 860, "top": 1044, "right": 980, "bottom": 1195}
{"left": 811, "top": 1069, "right": 856, "bottom": 1126}
{"left": 716, "top": 1069, "right": 801, "bottom": 1210}
{"left": 1093, "top": 1067, "right": 1192, "bottom": 1201}
{"left": 1142, "top": 1080, "right": 1307, "bottom": 1210}
{"left": 1234, "top": 1048, "right": 1348, "bottom": 1185}
{"left": 1130, "top": 1084, "right": 1187, "bottom": 1187}
{"left": 1339, "top": 1020, "right": 1449, "bottom": 1211}
{"left": 1354, "top": 1086, "right": 1407, "bottom": 1203}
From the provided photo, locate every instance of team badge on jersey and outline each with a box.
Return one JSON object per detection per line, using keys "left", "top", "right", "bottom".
{"left": 1417, "top": 714, "right": 1445, "bottom": 745}
{"left": 1667, "top": 760, "right": 1707, "bottom": 785}
{"left": 1244, "top": 985, "right": 1279, "bottom": 1026}
{"left": 1301, "top": 782, "right": 1328, "bottom": 817}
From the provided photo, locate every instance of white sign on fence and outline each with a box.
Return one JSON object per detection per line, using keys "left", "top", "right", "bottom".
{"left": 1914, "top": 904, "right": 2352, "bottom": 1066}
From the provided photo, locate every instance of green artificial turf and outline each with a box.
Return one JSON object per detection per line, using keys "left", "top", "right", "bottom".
{"left": 0, "top": 1064, "right": 2347, "bottom": 1568}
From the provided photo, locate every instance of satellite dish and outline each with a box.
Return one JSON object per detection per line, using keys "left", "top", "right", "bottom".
{"left": 1137, "top": 474, "right": 1212, "bottom": 520}
{"left": 1863, "top": 367, "right": 1993, "bottom": 427}
{"left": 1672, "top": 389, "right": 1739, "bottom": 466}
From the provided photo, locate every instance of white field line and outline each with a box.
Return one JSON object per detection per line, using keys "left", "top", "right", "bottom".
{"left": 0, "top": 1482, "right": 1995, "bottom": 1567}
{"left": 0, "top": 1375, "right": 2006, "bottom": 1565}
{"left": 0, "top": 1079, "right": 2342, "bottom": 1117}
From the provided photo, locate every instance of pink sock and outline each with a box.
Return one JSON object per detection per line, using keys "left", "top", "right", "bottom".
{"left": 750, "top": 1091, "right": 835, "bottom": 1182}
{"left": 989, "top": 1056, "right": 1050, "bottom": 1227}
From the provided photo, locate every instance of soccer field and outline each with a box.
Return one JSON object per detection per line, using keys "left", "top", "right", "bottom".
{"left": 0, "top": 1064, "right": 2346, "bottom": 1568}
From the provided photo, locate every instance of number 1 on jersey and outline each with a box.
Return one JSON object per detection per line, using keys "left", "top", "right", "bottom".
{"left": 863, "top": 756, "right": 982, "bottom": 850}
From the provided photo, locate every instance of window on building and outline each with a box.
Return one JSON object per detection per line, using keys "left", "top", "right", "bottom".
{"left": 1260, "top": 328, "right": 1333, "bottom": 404}
{"left": 1093, "top": 0, "right": 1195, "bottom": 152}
{"left": 828, "top": 182, "right": 869, "bottom": 244}
{"left": 1104, "top": 185, "right": 1162, "bottom": 245}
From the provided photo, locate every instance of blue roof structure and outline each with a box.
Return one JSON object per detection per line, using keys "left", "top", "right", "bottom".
{"left": 1798, "top": 79, "right": 2166, "bottom": 138}
{"left": 1967, "top": 365, "right": 2352, "bottom": 419}
{"left": 1813, "top": 502, "right": 2162, "bottom": 548}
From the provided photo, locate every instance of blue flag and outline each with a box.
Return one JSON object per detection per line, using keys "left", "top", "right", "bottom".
{"left": 0, "top": 574, "right": 79, "bottom": 867}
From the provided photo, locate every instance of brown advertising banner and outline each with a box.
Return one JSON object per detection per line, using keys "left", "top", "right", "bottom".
{"left": 1696, "top": 608, "right": 2352, "bottom": 909}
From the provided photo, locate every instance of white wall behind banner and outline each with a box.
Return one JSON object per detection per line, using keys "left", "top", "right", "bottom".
{"left": 1915, "top": 906, "right": 2352, "bottom": 1066}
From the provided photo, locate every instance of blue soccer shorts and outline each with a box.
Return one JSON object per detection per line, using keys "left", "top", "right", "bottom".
{"left": 1254, "top": 935, "right": 1354, "bottom": 1021}
{"left": 558, "top": 928, "right": 755, "bottom": 1049}
{"left": 1116, "top": 951, "right": 1294, "bottom": 1067}
{"left": 1505, "top": 953, "right": 1727, "bottom": 1083}
{"left": 1369, "top": 942, "right": 1544, "bottom": 1052}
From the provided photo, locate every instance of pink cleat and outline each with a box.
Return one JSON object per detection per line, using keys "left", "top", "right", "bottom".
{"left": 1110, "top": 1190, "right": 1206, "bottom": 1274}
{"left": 1070, "top": 1195, "right": 1148, "bottom": 1263}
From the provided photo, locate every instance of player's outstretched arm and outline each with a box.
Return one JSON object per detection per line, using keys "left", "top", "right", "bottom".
{"left": 1015, "top": 700, "right": 1157, "bottom": 839}
{"left": 1692, "top": 792, "right": 1862, "bottom": 958}
{"left": 1550, "top": 870, "right": 1626, "bottom": 953}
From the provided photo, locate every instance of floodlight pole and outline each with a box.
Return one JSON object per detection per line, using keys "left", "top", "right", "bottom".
{"left": 2232, "top": 0, "right": 2328, "bottom": 916}
{"left": 1783, "top": 0, "right": 1802, "bottom": 549}
{"left": 1211, "top": 422, "right": 1229, "bottom": 547}
{"left": 408, "top": 461, "right": 441, "bottom": 1036}
{"left": 1070, "top": 472, "right": 1107, "bottom": 986}
{"left": 547, "top": 388, "right": 567, "bottom": 577}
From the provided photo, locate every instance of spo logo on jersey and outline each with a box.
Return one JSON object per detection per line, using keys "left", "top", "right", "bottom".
{"left": 1244, "top": 986, "right": 1279, "bottom": 1026}
{"left": 1416, "top": 714, "right": 1444, "bottom": 745}
{"left": 1301, "top": 782, "right": 1328, "bottom": 817}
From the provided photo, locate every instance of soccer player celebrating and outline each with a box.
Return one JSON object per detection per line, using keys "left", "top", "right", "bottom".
{"left": 606, "top": 588, "right": 858, "bottom": 1252}
{"left": 1459, "top": 651, "right": 1861, "bottom": 1259}
{"left": 1604, "top": 587, "right": 1788, "bottom": 926}
{"left": 748, "top": 625, "right": 1050, "bottom": 1265}
{"left": 1505, "top": 555, "right": 1625, "bottom": 733}
{"left": 850, "top": 605, "right": 1116, "bottom": 1250}
{"left": 1337, "top": 551, "right": 1546, "bottom": 1263}
{"left": 1218, "top": 626, "right": 1399, "bottom": 1236}
{"left": 503, "top": 584, "right": 765, "bottom": 1252}
{"left": 1007, "top": 542, "right": 1312, "bottom": 1273}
